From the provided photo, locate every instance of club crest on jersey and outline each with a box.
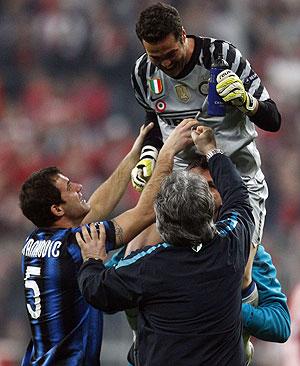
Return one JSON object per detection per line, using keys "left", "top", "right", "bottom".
{"left": 155, "top": 100, "right": 166, "bottom": 113}
{"left": 149, "top": 78, "right": 163, "bottom": 95}
{"left": 198, "top": 81, "right": 209, "bottom": 96}
{"left": 175, "top": 84, "right": 191, "bottom": 103}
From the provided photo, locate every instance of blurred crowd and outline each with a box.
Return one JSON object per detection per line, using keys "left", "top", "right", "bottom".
{"left": 0, "top": 0, "right": 299, "bottom": 365}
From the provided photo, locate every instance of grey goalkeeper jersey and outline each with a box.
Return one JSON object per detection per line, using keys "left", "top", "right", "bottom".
{"left": 131, "top": 36, "right": 270, "bottom": 178}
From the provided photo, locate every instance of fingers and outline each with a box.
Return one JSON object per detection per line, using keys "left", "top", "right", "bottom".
{"left": 131, "top": 166, "right": 147, "bottom": 192}
{"left": 76, "top": 223, "right": 100, "bottom": 247}
{"left": 76, "top": 223, "right": 107, "bottom": 262}
{"left": 216, "top": 69, "right": 236, "bottom": 83}
{"left": 99, "top": 223, "right": 106, "bottom": 244}
{"left": 191, "top": 125, "right": 209, "bottom": 135}
{"left": 140, "top": 122, "right": 154, "bottom": 136}
{"left": 177, "top": 119, "right": 212, "bottom": 140}
{"left": 82, "top": 224, "right": 91, "bottom": 240}
{"left": 90, "top": 222, "right": 99, "bottom": 240}
{"left": 176, "top": 119, "right": 199, "bottom": 139}
{"left": 132, "top": 122, "right": 155, "bottom": 154}
{"left": 179, "top": 118, "right": 198, "bottom": 128}
{"left": 191, "top": 130, "right": 199, "bottom": 142}
{"left": 191, "top": 128, "right": 203, "bottom": 142}
{"left": 216, "top": 70, "right": 245, "bottom": 105}
{"left": 76, "top": 225, "right": 90, "bottom": 249}
{"left": 191, "top": 125, "right": 214, "bottom": 145}
{"left": 75, "top": 231, "right": 84, "bottom": 248}
{"left": 191, "top": 125, "right": 204, "bottom": 133}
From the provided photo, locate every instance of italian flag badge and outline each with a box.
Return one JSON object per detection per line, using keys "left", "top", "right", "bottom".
{"left": 149, "top": 79, "right": 163, "bottom": 94}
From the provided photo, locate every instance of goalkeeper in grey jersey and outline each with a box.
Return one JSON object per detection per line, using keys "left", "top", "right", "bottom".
{"left": 131, "top": 2, "right": 280, "bottom": 258}
{"left": 130, "top": 3, "right": 281, "bottom": 364}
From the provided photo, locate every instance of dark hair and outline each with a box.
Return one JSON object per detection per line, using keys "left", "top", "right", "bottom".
{"left": 187, "top": 155, "right": 209, "bottom": 171}
{"left": 136, "top": 2, "right": 183, "bottom": 43}
{"left": 19, "top": 167, "right": 65, "bottom": 227}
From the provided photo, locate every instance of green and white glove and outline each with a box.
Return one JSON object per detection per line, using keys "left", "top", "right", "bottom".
{"left": 131, "top": 145, "right": 158, "bottom": 192}
{"left": 216, "top": 70, "right": 258, "bottom": 115}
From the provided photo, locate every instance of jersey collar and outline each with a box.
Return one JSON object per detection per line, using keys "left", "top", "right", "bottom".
{"left": 173, "top": 35, "right": 202, "bottom": 79}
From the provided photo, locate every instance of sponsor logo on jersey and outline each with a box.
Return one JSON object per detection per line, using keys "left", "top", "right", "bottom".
{"left": 159, "top": 110, "right": 199, "bottom": 126}
{"left": 149, "top": 78, "right": 163, "bottom": 94}
{"left": 175, "top": 84, "right": 191, "bottom": 103}
{"left": 244, "top": 73, "right": 259, "bottom": 85}
{"left": 155, "top": 100, "right": 166, "bottom": 113}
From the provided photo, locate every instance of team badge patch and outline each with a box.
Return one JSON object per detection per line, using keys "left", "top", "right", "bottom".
{"left": 155, "top": 100, "right": 166, "bottom": 113}
{"left": 175, "top": 84, "right": 191, "bottom": 103}
{"left": 198, "top": 81, "right": 209, "bottom": 96}
{"left": 149, "top": 78, "right": 163, "bottom": 94}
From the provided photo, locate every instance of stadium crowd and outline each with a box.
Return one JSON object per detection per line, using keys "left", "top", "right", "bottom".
{"left": 0, "top": 0, "right": 299, "bottom": 365}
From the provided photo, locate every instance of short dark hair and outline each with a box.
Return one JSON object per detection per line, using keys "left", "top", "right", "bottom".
{"left": 187, "top": 155, "right": 209, "bottom": 171}
{"left": 136, "top": 2, "right": 183, "bottom": 43}
{"left": 19, "top": 167, "right": 65, "bottom": 227}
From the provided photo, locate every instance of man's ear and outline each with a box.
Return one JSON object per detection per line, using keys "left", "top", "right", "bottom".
{"left": 51, "top": 204, "right": 64, "bottom": 217}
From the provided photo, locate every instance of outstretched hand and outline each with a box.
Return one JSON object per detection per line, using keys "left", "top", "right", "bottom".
{"left": 130, "top": 122, "right": 154, "bottom": 157}
{"left": 191, "top": 125, "right": 216, "bottom": 155}
{"left": 76, "top": 223, "right": 107, "bottom": 262}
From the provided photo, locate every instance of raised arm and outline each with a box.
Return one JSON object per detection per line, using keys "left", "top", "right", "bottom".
{"left": 213, "top": 40, "right": 281, "bottom": 131}
{"left": 112, "top": 118, "right": 199, "bottom": 246}
{"left": 130, "top": 113, "right": 163, "bottom": 192}
{"left": 191, "top": 124, "right": 253, "bottom": 221}
{"left": 82, "top": 123, "right": 154, "bottom": 224}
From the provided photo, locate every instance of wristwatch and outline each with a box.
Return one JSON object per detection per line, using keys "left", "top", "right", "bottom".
{"left": 206, "top": 148, "right": 223, "bottom": 161}
{"left": 83, "top": 257, "right": 102, "bottom": 263}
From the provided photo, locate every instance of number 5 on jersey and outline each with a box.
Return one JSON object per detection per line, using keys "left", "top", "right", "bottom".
{"left": 24, "top": 266, "right": 41, "bottom": 319}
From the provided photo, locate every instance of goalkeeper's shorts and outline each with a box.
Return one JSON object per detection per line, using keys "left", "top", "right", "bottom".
{"left": 242, "top": 170, "right": 268, "bottom": 246}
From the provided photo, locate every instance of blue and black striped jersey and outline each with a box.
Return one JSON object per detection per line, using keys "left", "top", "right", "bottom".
{"left": 21, "top": 221, "right": 115, "bottom": 366}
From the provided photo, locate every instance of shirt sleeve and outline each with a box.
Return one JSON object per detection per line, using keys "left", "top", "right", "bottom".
{"left": 131, "top": 54, "right": 152, "bottom": 112}
{"left": 209, "top": 153, "right": 255, "bottom": 264}
{"left": 250, "top": 99, "right": 281, "bottom": 132}
{"left": 211, "top": 40, "right": 281, "bottom": 132}
{"left": 71, "top": 221, "right": 116, "bottom": 263}
{"left": 97, "top": 220, "right": 116, "bottom": 252}
{"left": 131, "top": 56, "right": 163, "bottom": 150}
{"left": 78, "top": 253, "right": 144, "bottom": 312}
{"left": 209, "top": 153, "right": 254, "bottom": 230}
{"left": 143, "top": 112, "right": 163, "bottom": 150}
{"left": 242, "top": 245, "right": 291, "bottom": 342}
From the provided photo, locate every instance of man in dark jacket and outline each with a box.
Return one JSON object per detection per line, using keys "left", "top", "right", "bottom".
{"left": 77, "top": 125, "right": 254, "bottom": 366}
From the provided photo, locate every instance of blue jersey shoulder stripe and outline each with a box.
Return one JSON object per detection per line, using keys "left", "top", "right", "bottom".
{"left": 217, "top": 211, "right": 239, "bottom": 237}
{"left": 105, "top": 247, "right": 126, "bottom": 269}
{"left": 71, "top": 220, "right": 116, "bottom": 252}
{"left": 115, "top": 243, "right": 170, "bottom": 269}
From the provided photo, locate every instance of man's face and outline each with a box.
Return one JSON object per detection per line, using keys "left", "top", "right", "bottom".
{"left": 143, "top": 32, "right": 187, "bottom": 78}
{"left": 54, "top": 173, "right": 90, "bottom": 222}
{"left": 189, "top": 166, "right": 222, "bottom": 220}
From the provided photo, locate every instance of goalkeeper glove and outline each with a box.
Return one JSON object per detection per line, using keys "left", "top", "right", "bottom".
{"left": 131, "top": 145, "right": 158, "bottom": 192}
{"left": 216, "top": 70, "right": 258, "bottom": 115}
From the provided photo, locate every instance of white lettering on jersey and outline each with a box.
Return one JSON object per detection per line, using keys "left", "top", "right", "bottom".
{"left": 22, "top": 239, "right": 63, "bottom": 258}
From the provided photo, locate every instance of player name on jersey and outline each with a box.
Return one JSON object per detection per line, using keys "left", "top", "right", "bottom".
{"left": 22, "top": 238, "right": 62, "bottom": 258}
